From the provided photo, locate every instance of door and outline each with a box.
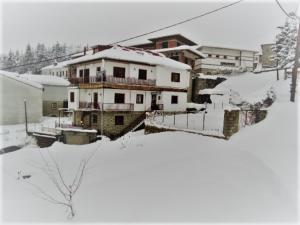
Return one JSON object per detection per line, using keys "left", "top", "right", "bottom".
{"left": 151, "top": 93, "right": 157, "bottom": 110}
{"left": 93, "top": 93, "right": 98, "bottom": 109}
{"left": 84, "top": 69, "right": 90, "bottom": 83}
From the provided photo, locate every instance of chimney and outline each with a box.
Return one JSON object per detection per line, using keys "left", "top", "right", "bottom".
{"left": 84, "top": 46, "right": 87, "bottom": 55}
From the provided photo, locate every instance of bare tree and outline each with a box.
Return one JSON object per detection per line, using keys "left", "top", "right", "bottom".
{"left": 21, "top": 149, "right": 89, "bottom": 219}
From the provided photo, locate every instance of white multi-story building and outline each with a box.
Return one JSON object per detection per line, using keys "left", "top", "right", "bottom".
{"left": 62, "top": 45, "right": 191, "bottom": 139}
{"left": 194, "top": 45, "right": 259, "bottom": 74}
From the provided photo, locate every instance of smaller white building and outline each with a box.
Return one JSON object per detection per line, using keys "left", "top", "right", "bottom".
{"left": 195, "top": 45, "right": 259, "bottom": 74}
{"left": 20, "top": 74, "right": 70, "bottom": 116}
{"left": 0, "top": 71, "right": 43, "bottom": 125}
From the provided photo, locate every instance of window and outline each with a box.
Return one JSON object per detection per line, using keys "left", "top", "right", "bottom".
{"left": 113, "top": 67, "right": 125, "bottom": 78}
{"left": 97, "top": 67, "right": 101, "bottom": 72}
{"left": 79, "top": 69, "right": 83, "bottom": 77}
{"left": 70, "top": 92, "right": 75, "bottom": 102}
{"left": 185, "top": 58, "right": 189, "bottom": 64}
{"left": 115, "top": 115, "right": 124, "bottom": 125}
{"left": 62, "top": 71, "right": 64, "bottom": 76}
{"left": 136, "top": 94, "right": 144, "bottom": 104}
{"left": 114, "top": 93, "right": 125, "bottom": 103}
{"left": 92, "top": 114, "right": 98, "bottom": 123}
{"left": 84, "top": 69, "right": 89, "bottom": 76}
{"left": 208, "top": 54, "right": 212, "bottom": 58}
{"left": 51, "top": 103, "right": 57, "bottom": 110}
{"left": 171, "top": 72, "right": 180, "bottom": 82}
{"left": 138, "top": 69, "right": 147, "bottom": 80}
{"left": 216, "top": 55, "right": 220, "bottom": 58}
{"left": 220, "top": 62, "right": 235, "bottom": 67}
{"left": 171, "top": 95, "right": 178, "bottom": 104}
{"left": 224, "top": 55, "right": 227, "bottom": 59}
{"left": 162, "top": 41, "right": 168, "bottom": 48}
{"left": 235, "top": 56, "right": 239, "bottom": 60}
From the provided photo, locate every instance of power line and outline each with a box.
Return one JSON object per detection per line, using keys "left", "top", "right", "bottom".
{"left": 0, "top": 0, "right": 244, "bottom": 71}
{"left": 110, "top": 0, "right": 244, "bottom": 44}
{"left": 275, "top": 0, "right": 296, "bottom": 19}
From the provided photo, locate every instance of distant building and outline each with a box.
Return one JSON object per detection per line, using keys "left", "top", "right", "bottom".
{"left": 20, "top": 75, "right": 70, "bottom": 117}
{"left": 261, "top": 43, "right": 276, "bottom": 68}
{"left": 41, "top": 48, "right": 93, "bottom": 79}
{"left": 130, "top": 34, "right": 205, "bottom": 70}
{"left": 194, "top": 46, "right": 259, "bottom": 74}
{"left": 0, "top": 71, "right": 43, "bottom": 125}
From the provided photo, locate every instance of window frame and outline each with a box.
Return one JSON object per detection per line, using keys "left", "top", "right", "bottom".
{"left": 114, "top": 93, "right": 125, "bottom": 104}
{"left": 136, "top": 94, "right": 144, "bottom": 104}
{"left": 138, "top": 69, "right": 147, "bottom": 80}
{"left": 171, "top": 95, "right": 178, "bottom": 104}
{"left": 171, "top": 72, "right": 180, "bottom": 82}
{"left": 70, "top": 92, "right": 75, "bottom": 103}
{"left": 113, "top": 67, "right": 126, "bottom": 78}
{"left": 115, "top": 115, "right": 124, "bottom": 125}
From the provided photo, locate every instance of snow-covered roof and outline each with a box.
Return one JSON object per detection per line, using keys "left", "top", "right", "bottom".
{"left": 19, "top": 74, "right": 70, "bottom": 86}
{"left": 199, "top": 88, "right": 226, "bottom": 95}
{"left": 198, "top": 45, "right": 259, "bottom": 53}
{"left": 197, "top": 73, "right": 227, "bottom": 80}
{"left": 41, "top": 59, "right": 73, "bottom": 70}
{"left": 152, "top": 45, "right": 206, "bottom": 58}
{"left": 0, "top": 70, "right": 43, "bottom": 89}
{"left": 68, "top": 45, "right": 191, "bottom": 70}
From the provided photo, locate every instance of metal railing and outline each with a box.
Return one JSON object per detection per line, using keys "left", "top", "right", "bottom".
{"left": 69, "top": 75, "right": 156, "bottom": 86}
{"left": 79, "top": 102, "right": 134, "bottom": 111}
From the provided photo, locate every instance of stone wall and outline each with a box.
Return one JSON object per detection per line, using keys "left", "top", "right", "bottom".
{"left": 223, "top": 110, "right": 240, "bottom": 139}
{"left": 43, "top": 101, "right": 64, "bottom": 117}
{"left": 192, "top": 77, "right": 226, "bottom": 103}
{"left": 62, "top": 131, "right": 97, "bottom": 145}
{"left": 73, "top": 111, "right": 144, "bottom": 139}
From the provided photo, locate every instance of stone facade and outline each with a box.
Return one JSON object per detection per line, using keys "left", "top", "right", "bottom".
{"left": 192, "top": 77, "right": 226, "bottom": 103}
{"left": 223, "top": 110, "right": 240, "bottom": 138}
{"left": 43, "top": 101, "right": 66, "bottom": 117}
{"left": 62, "top": 130, "right": 97, "bottom": 145}
{"left": 73, "top": 110, "right": 144, "bottom": 139}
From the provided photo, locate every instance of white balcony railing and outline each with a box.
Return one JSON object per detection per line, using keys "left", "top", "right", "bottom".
{"left": 79, "top": 102, "right": 134, "bottom": 111}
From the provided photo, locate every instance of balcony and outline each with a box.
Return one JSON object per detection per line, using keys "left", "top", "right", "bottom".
{"left": 69, "top": 75, "right": 156, "bottom": 86}
{"left": 79, "top": 102, "right": 134, "bottom": 111}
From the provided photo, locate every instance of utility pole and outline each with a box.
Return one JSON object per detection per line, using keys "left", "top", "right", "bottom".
{"left": 24, "top": 99, "right": 28, "bottom": 134}
{"left": 290, "top": 22, "right": 300, "bottom": 102}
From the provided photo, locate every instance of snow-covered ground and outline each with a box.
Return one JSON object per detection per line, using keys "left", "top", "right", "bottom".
{"left": 0, "top": 116, "right": 72, "bottom": 149}
{"left": 0, "top": 71, "right": 298, "bottom": 222}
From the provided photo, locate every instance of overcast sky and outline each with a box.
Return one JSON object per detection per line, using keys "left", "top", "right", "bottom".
{"left": 0, "top": 0, "right": 298, "bottom": 54}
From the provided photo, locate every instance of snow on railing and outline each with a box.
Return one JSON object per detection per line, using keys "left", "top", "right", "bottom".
{"left": 69, "top": 75, "right": 156, "bottom": 86}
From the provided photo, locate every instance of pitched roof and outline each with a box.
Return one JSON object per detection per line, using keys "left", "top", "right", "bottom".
{"left": 0, "top": 70, "right": 43, "bottom": 89}
{"left": 68, "top": 45, "right": 191, "bottom": 70}
{"left": 153, "top": 45, "right": 206, "bottom": 58}
{"left": 20, "top": 74, "right": 70, "bottom": 86}
{"left": 148, "top": 34, "right": 197, "bottom": 46}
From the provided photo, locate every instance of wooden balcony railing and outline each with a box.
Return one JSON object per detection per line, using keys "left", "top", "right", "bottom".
{"left": 69, "top": 75, "right": 156, "bottom": 86}
{"left": 79, "top": 102, "right": 134, "bottom": 111}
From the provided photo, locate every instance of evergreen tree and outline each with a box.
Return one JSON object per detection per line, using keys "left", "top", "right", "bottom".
{"left": 272, "top": 12, "right": 298, "bottom": 68}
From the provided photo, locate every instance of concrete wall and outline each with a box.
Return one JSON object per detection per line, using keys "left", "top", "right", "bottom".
{"left": 261, "top": 44, "right": 276, "bottom": 68}
{"left": 159, "top": 91, "right": 187, "bottom": 111}
{"left": 223, "top": 110, "right": 240, "bottom": 138}
{"left": 0, "top": 75, "right": 43, "bottom": 125}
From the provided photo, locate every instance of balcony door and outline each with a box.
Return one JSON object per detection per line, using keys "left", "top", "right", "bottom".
{"left": 84, "top": 69, "right": 90, "bottom": 83}
{"left": 93, "top": 92, "right": 98, "bottom": 109}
